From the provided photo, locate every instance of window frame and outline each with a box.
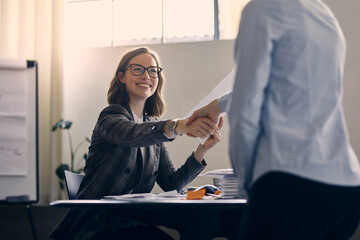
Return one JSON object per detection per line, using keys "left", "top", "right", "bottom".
{"left": 63, "top": 0, "right": 236, "bottom": 47}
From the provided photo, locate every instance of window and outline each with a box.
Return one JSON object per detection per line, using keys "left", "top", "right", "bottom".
{"left": 112, "top": 0, "right": 163, "bottom": 46}
{"left": 63, "top": 0, "right": 250, "bottom": 47}
{"left": 64, "top": 0, "right": 113, "bottom": 47}
{"left": 163, "top": 0, "right": 214, "bottom": 43}
{"left": 218, "top": 0, "right": 251, "bottom": 40}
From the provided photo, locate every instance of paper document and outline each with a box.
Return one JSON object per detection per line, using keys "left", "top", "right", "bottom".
{"left": 103, "top": 190, "right": 184, "bottom": 201}
{"left": 199, "top": 168, "right": 234, "bottom": 177}
{"left": 185, "top": 69, "right": 235, "bottom": 144}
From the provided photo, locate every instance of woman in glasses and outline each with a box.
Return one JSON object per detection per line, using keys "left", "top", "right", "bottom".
{"left": 50, "top": 47, "right": 222, "bottom": 240}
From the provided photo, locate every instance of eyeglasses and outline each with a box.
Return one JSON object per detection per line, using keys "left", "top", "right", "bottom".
{"left": 124, "top": 64, "right": 162, "bottom": 78}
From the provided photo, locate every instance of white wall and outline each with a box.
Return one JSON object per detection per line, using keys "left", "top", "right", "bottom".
{"left": 62, "top": 0, "right": 360, "bottom": 193}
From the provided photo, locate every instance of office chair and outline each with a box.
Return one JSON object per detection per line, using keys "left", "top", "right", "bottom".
{"left": 64, "top": 170, "right": 84, "bottom": 200}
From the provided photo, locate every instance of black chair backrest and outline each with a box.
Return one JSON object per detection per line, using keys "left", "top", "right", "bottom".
{"left": 64, "top": 170, "right": 84, "bottom": 200}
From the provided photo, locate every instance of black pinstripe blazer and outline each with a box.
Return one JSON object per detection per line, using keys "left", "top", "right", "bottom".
{"left": 49, "top": 104, "right": 206, "bottom": 240}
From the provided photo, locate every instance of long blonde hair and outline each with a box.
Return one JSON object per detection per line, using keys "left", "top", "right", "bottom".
{"left": 107, "top": 47, "right": 166, "bottom": 117}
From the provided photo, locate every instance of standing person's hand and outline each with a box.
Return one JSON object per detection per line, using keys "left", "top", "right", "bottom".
{"left": 194, "top": 117, "right": 224, "bottom": 162}
{"left": 186, "top": 99, "right": 223, "bottom": 126}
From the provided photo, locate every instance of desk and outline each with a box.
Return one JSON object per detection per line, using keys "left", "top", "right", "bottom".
{"left": 51, "top": 198, "right": 247, "bottom": 240}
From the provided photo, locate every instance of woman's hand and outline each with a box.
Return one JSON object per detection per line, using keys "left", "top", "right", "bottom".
{"left": 194, "top": 117, "right": 223, "bottom": 162}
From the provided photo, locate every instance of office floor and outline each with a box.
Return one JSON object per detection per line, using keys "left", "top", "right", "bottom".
{"left": 0, "top": 205, "right": 359, "bottom": 240}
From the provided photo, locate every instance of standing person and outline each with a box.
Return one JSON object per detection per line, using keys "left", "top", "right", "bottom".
{"left": 50, "top": 47, "right": 222, "bottom": 240}
{"left": 187, "top": 0, "right": 360, "bottom": 239}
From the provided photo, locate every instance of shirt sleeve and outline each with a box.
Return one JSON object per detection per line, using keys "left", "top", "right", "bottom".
{"left": 218, "top": 91, "right": 232, "bottom": 113}
{"left": 228, "top": 2, "right": 274, "bottom": 196}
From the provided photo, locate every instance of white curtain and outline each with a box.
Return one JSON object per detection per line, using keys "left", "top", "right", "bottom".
{"left": 0, "top": 0, "right": 63, "bottom": 203}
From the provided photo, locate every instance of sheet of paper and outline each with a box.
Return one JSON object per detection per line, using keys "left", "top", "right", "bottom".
{"left": 103, "top": 190, "right": 184, "bottom": 201}
{"left": 199, "top": 168, "right": 234, "bottom": 177}
{"left": 0, "top": 137, "right": 27, "bottom": 175}
{"left": 0, "top": 68, "right": 27, "bottom": 175}
{"left": 0, "top": 70, "right": 26, "bottom": 115}
{"left": 185, "top": 69, "right": 235, "bottom": 144}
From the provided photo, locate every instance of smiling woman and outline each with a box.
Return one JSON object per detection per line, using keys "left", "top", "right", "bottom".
{"left": 118, "top": 53, "right": 161, "bottom": 116}
{"left": 49, "top": 46, "right": 223, "bottom": 240}
{"left": 107, "top": 47, "right": 166, "bottom": 118}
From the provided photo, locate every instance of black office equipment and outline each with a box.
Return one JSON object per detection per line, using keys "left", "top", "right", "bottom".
{"left": 0, "top": 59, "right": 39, "bottom": 240}
{"left": 64, "top": 170, "right": 84, "bottom": 200}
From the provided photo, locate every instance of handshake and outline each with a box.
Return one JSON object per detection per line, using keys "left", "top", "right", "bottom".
{"left": 164, "top": 99, "right": 223, "bottom": 161}
{"left": 168, "top": 98, "right": 223, "bottom": 139}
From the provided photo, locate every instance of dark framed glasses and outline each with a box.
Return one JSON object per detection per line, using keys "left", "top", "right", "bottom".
{"left": 124, "top": 64, "right": 162, "bottom": 78}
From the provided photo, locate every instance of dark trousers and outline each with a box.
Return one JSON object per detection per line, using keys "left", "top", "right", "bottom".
{"left": 238, "top": 172, "right": 360, "bottom": 240}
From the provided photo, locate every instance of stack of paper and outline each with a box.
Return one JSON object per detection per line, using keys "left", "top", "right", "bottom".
{"left": 200, "top": 169, "right": 239, "bottom": 199}
{"left": 220, "top": 175, "right": 239, "bottom": 199}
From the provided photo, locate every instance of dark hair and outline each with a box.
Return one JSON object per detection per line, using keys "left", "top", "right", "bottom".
{"left": 107, "top": 47, "right": 166, "bottom": 117}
